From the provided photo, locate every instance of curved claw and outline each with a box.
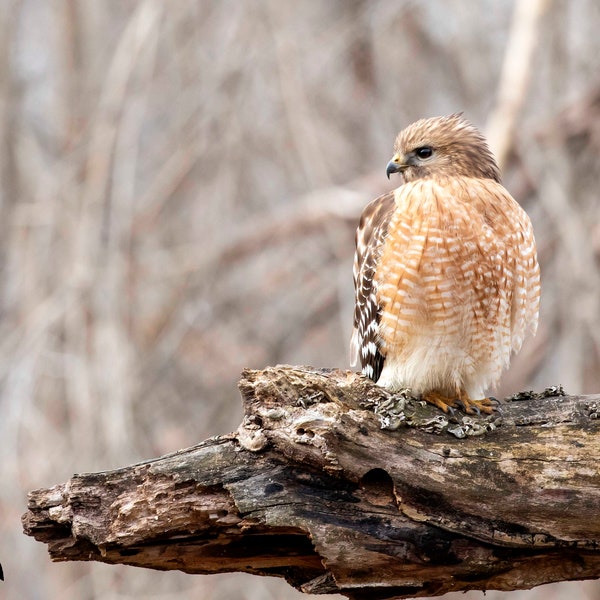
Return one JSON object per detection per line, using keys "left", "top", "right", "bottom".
{"left": 458, "top": 399, "right": 481, "bottom": 415}
{"left": 488, "top": 396, "right": 503, "bottom": 415}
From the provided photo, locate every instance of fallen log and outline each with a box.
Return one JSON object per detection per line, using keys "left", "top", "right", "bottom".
{"left": 22, "top": 366, "right": 600, "bottom": 598}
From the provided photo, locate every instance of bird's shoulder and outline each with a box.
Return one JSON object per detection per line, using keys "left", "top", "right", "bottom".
{"left": 357, "top": 191, "right": 396, "bottom": 233}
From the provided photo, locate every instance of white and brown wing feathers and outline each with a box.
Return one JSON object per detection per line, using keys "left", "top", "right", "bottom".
{"left": 350, "top": 192, "right": 395, "bottom": 380}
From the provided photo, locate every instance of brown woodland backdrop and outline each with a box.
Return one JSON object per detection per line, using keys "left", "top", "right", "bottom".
{"left": 1, "top": 1, "right": 600, "bottom": 598}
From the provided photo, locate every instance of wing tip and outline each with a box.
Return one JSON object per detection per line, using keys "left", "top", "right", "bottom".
{"left": 349, "top": 328, "right": 359, "bottom": 367}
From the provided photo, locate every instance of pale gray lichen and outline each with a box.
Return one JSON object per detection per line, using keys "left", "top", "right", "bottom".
{"left": 506, "top": 385, "right": 566, "bottom": 402}
{"left": 372, "top": 389, "right": 414, "bottom": 430}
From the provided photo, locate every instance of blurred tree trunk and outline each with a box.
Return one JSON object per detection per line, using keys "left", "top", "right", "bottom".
{"left": 23, "top": 366, "right": 600, "bottom": 599}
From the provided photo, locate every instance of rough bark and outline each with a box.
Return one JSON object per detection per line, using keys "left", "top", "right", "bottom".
{"left": 23, "top": 365, "right": 600, "bottom": 599}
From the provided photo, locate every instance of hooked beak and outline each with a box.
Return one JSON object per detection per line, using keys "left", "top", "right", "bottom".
{"left": 386, "top": 154, "right": 407, "bottom": 179}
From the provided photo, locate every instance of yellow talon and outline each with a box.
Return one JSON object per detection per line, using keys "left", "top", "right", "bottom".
{"left": 422, "top": 390, "right": 496, "bottom": 415}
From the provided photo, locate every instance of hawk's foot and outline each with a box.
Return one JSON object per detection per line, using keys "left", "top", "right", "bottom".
{"left": 422, "top": 391, "right": 497, "bottom": 415}
{"left": 457, "top": 391, "right": 497, "bottom": 415}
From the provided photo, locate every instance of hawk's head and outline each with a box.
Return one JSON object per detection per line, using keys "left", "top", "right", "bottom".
{"left": 386, "top": 113, "right": 500, "bottom": 184}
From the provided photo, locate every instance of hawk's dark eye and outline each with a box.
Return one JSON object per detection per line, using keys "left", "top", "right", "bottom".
{"left": 415, "top": 146, "right": 433, "bottom": 159}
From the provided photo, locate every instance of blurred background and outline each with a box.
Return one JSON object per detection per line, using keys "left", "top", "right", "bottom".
{"left": 1, "top": 0, "right": 600, "bottom": 598}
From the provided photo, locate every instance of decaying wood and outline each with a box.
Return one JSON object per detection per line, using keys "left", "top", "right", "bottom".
{"left": 23, "top": 366, "right": 600, "bottom": 598}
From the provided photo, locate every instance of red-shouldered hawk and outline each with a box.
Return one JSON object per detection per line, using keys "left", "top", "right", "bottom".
{"left": 350, "top": 114, "right": 540, "bottom": 413}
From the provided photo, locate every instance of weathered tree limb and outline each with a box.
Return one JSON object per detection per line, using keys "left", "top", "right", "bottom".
{"left": 23, "top": 366, "right": 600, "bottom": 598}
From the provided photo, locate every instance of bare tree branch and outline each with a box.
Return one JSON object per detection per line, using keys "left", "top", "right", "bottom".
{"left": 486, "top": 0, "right": 551, "bottom": 169}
